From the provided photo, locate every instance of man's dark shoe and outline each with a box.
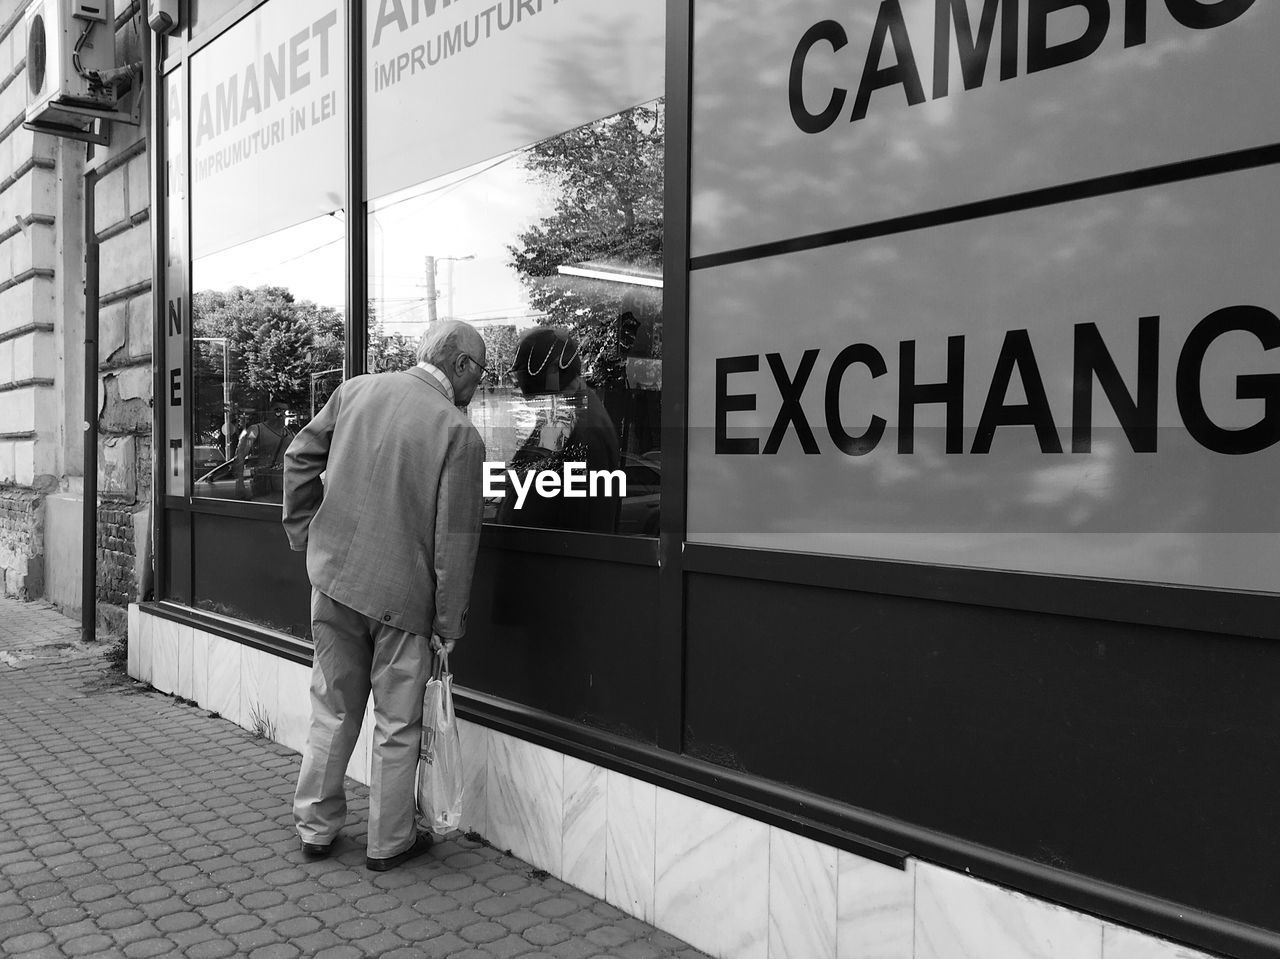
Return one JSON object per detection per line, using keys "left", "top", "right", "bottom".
{"left": 365, "top": 833, "right": 433, "bottom": 872}
{"left": 300, "top": 840, "right": 333, "bottom": 860}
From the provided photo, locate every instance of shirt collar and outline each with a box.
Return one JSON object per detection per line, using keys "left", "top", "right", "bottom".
{"left": 416, "top": 361, "right": 454, "bottom": 403}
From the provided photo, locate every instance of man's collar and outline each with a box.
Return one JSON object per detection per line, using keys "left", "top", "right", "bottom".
{"left": 416, "top": 361, "right": 454, "bottom": 403}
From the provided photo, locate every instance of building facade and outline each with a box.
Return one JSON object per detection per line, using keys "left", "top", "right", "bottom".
{"left": 0, "top": 0, "right": 151, "bottom": 619}
{"left": 7, "top": 0, "right": 1280, "bottom": 957}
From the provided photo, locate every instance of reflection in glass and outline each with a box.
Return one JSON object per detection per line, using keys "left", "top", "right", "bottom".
{"left": 368, "top": 99, "right": 664, "bottom": 536}
{"left": 187, "top": 0, "right": 243, "bottom": 38}
{"left": 191, "top": 214, "right": 346, "bottom": 503}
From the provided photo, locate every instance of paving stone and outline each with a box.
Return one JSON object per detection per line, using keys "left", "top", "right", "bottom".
{"left": 534, "top": 898, "right": 582, "bottom": 919}
{"left": 333, "top": 917, "right": 384, "bottom": 941}
{"left": 273, "top": 915, "right": 323, "bottom": 938}
{"left": 3, "top": 931, "right": 55, "bottom": 953}
{"left": 615, "top": 940, "right": 664, "bottom": 959}
{"left": 487, "top": 933, "right": 538, "bottom": 959}
{"left": 98, "top": 906, "right": 147, "bottom": 930}
{"left": 314, "top": 944, "right": 377, "bottom": 959}
{"left": 525, "top": 923, "right": 572, "bottom": 947}
{"left": 586, "top": 925, "right": 632, "bottom": 948}
{"left": 355, "top": 892, "right": 402, "bottom": 914}
{"left": 64, "top": 932, "right": 116, "bottom": 955}
{"left": 50, "top": 918, "right": 100, "bottom": 943}
{"left": 228, "top": 927, "right": 284, "bottom": 952}
{"left": 156, "top": 911, "right": 205, "bottom": 933}
{"left": 418, "top": 933, "right": 470, "bottom": 958}
{"left": 494, "top": 908, "right": 544, "bottom": 935}
{"left": 291, "top": 929, "right": 346, "bottom": 954}
{"left": 459, "top": 920, "right": 508, "bottom": 944}
{"left": 546, "top": 939, "right": 605, "bottom": 959}
{"left": 242, "top": 890, "right": 287, "bottom": 910}
{"left": 212, "top": 914, "right": 263, "bottom": 936}
{"left": 0, "top": 597, "right": 707, "bottom": 959}
{"left": 558, "top": 910, "right": 607, "bottom": 935}
{"left": 184, "top": 939, "right": 239, "bottom": 958}
{"left": 247, "top": 943, "right": 300, "bottom": 959}
{"left": 122, "top": 938, "right": 177, "bottom": 958}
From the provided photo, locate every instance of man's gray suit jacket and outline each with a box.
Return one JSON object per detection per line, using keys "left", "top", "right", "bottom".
{"left": 282, "top": 367, "right": 485, "bottom": 640}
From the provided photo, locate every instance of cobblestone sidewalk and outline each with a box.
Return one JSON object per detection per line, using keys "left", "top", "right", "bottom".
{"left": 0, "top": 596, "right": 708, "bottom": 959}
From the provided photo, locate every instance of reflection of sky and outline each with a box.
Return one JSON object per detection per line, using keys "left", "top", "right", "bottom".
{"left": 691, "top": 0, "right": 1277, "bottom": 256}
{"left": 193, "top": 213, "right": 346, "bottom": 307}
{"left": 191, "top": 151, "right": 556, "bottom": 330}
{"left": 367, "top": 154, "right": 548, "bottom": 336}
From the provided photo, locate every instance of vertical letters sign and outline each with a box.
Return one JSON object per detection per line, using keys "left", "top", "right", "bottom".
{"left": 165, "top": 67, "right": 188, "bottom": 496}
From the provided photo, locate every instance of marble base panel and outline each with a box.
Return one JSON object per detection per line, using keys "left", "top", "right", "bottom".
{"left": 128, "top": 606, "right": 1225, "bottom": 959}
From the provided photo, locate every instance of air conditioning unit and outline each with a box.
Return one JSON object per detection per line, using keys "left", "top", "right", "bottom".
{"left": 25, "top": 0, "right": 139, "bottom": 145}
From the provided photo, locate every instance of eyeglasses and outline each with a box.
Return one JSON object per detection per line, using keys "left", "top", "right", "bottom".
{"left": 460, "top": 353, "right": 489, "bottom": 377}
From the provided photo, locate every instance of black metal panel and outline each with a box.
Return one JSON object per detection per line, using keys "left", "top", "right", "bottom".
{"left": 190, "top": 512, "right": 311, "bottom": 637}
{"left": 655, "top": 0, "right": 693, "bottom": 754}
{"left": 463, "top": 546, "right": 662, "bottom": 744}
{"left": 685, "top": 572, "right": 1280, "bottom": 939}
{"left": 685, "top": 544, "right": 1280, "bottom": 643}
{"left": 164, "top": 509, "right": 192, "bottom": 605}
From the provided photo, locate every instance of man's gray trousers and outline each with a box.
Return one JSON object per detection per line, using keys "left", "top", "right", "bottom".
{"left": 293, "top": 589, "right": 431, "bottom": 859}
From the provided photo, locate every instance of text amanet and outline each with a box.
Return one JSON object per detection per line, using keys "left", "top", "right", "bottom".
{"left": 194, "top": 10, "right": 339, "bottom": 147}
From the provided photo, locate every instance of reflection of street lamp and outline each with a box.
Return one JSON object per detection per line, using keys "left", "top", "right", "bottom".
{"left": 424, "top": 254, "right": 474, "bottom": 323}
{"left": 194, "top": 337, "right": 232, "bottom": 454}
{"left": 310, "top": 367, "right": 343, "bottom": 418}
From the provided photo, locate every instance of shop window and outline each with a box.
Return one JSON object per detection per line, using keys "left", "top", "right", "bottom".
{"left": 368, "top": 99, "right": 665, "bottom": 537}
{"left": 191, "top": 217, "right": 346, "bottom": 504}
{"left": 186, "top": 0, "right": 348, "bottom": 505}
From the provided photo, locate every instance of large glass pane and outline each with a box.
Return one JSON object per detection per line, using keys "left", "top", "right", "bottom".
{"left": 368, "top": 100, "right": 664, "bottom": 536}
{"left": 188, "top": 0, "right": 242, "bottom": 39}
{"left": 191, "top": 214, "right": 346, "bottom": 503}
{"left": 187, "top": 0, "right": 347, "bottom": 505}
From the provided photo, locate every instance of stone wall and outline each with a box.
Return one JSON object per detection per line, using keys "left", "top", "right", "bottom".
{"left": 0, "top": 0, "right": 58, "bottom": 597}
{"left": 0, "top": 0, "right": 153, "bottom": 607}
{"left": 0, "top": 486, "right": 44, "bottom": 598}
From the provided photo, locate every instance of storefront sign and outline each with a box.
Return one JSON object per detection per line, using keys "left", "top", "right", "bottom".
{"left": 687, "top": 168, "right": 1280, "bottom": 592}
{"left": 364, "top": 0, "right": 664, "bottom": 201}
{"left": 690, "top": 0, "right": 1275, "bottom": 257}
{"left": 190, "top": 1, "right": 346, "bottom": 257}
{"left": 165, "top": 67, "right": 187, "bottom": 496}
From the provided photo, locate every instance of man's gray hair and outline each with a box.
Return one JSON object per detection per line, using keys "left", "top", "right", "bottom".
{"left": 415, "top": 319, "right": 482, "bottom": 368}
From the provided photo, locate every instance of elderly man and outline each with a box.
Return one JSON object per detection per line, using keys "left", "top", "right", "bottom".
{"left": 283, "top": 320, "right": 487, "bottom": 871}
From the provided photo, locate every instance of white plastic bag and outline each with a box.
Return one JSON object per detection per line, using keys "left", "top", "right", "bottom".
{"left": 416, "top": 650, "right": 463, "bottom": 836}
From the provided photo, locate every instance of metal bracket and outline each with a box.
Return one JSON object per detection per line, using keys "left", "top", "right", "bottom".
{"left": 22, "top": 62, "right": 144, "bottom": 146}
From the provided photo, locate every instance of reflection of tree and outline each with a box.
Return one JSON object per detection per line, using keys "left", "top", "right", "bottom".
{"left": 479, "top": 324, "right": 519, "bottom": 386}
{"left": 193, "top": 285, "right": 343, "bottom": 438}
{"left": 507, "top": 101, "right": 664, "bottom": 389}
{"left": 367, "top": 303, "right": 418, "bottom": 373}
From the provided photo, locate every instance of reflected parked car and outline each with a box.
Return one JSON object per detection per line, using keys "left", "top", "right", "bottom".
{"left": 193, "top": 458, "right": 239, "bottom": 499}
{"left": 193, "top": 445, "right": 224, "bottom": 473}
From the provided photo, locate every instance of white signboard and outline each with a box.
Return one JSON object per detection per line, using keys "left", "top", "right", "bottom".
{"left": 364, "top": 0, "right": 664, "bottom": 201}
{"left": 191, "top": 0, "right": 346, "bottom": 258}
{"left": 688, "top": 167, "right": 1280, "bottom": 592}
{"left": 690, "top": 0, "right": 1274, "bottom": 258}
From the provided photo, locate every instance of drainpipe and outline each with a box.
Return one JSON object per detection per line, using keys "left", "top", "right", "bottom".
{"left": 83, "top": 149, "right": 99, "bottom": 644}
